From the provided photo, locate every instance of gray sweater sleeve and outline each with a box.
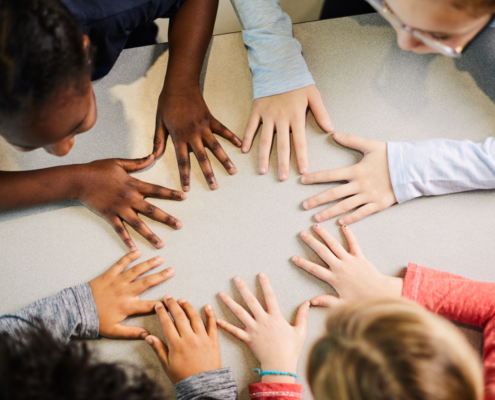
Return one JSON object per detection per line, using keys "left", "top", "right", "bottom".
{"left": 0, "top": 283, "right": 99, "bottom": 342}
{"left": 174, "top": 367, "right": 238, "bottom": 400}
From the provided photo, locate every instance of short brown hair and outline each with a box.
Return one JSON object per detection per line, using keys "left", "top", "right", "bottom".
{"left": 450, "top": 0, "right": 495, "bottom": 17}
{"left": 308, "top": 299, "right": 483, "bottom": 400}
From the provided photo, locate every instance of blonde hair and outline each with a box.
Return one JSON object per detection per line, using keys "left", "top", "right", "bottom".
{"left": 308, "top": 299, "right": 483, "bottom": 400}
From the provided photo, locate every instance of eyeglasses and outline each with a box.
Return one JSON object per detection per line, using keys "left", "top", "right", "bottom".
{"left": 364, "top": 0, "right": 494, "bottom": 58}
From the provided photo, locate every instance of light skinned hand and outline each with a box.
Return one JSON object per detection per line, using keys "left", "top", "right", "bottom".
{"left": 89, "top": 250, "right": 174, "bottom": 339}
{"left": 292, "top": 224, "right": 403, "bottom": 307}
{"left": 217, "top": 273, "right": 310, "bottom": 383}
{"left": 301, "top": 132, "right": 397, "bottom": 225}
{"left": 145, "top": 296, "right": 221, "bottom": 384}
{"left": 242, "top": 85, "right": 334, "bottom": 181}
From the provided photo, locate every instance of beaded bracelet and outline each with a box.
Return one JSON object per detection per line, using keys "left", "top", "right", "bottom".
{"left": 253, "top": 368, "right": 299, "bottom": 378}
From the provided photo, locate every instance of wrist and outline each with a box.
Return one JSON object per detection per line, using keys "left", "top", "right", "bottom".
{"left": 162, "top": 80, "right": 200, "bottom": 97}
{"left": 259, "top": 362, "right": 298, "bottom": 384}
{"left": 383, "top": 276, "right": 404, "bottom": 298}
{"left": 65, "top": 164, "right": 88, "bottom": 201}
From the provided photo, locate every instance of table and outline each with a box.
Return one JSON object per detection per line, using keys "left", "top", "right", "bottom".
{"left": 1, "top": 14, "right": 495, "bottom": 399}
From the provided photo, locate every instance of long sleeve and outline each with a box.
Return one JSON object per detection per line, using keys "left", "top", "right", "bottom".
{"left": 0, "top": 283, "right": 99, "bottom": 342}
{"left": 174, "top": 367, "right": 238, "bottom": 400}
{"left": 230, "top": 0, "right": 315, "bottom": 99}
{"left": 402, "top": 263, "right": 495, "bottom": 400}
{"left": 249, "top": 382, "right": 303, "bottom": 399}
{"left": 387, "top": 137, "right": 495, "bottom": 203}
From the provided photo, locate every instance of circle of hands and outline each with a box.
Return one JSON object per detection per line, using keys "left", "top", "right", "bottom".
{"left": 87, "top": 83, "right": 402, "bottom": 384}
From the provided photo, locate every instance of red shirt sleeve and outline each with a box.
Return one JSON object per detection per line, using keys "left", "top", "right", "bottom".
{"left": 402, "top": 263, "right": 495, "bottom": 400}
{"left": 248, "top": 383, "right": 303, "bottom": 399}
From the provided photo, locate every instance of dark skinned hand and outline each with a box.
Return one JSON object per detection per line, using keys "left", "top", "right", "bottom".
{"left": 76, "top": 155, "right": 185, "bottom": 250}
{"left": 152, "top": 89, "right": 242, "bottom": 191}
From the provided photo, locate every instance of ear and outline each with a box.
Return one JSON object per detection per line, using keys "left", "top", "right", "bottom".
{"left": 82, "top": 34, "right": 91, "bottom": 54}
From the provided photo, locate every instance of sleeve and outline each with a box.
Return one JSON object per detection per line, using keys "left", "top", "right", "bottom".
{"left": 402, "top": 263, "right": 495, "bottom": 400}
{"left": 174, "top": 367, "right": 238, "bottom": 400}
{"left": 248, "top": 382, "right": 303, "bottom": 399}
{"left": 0, "top": 283, "right": 99, "bottom": 342}
{"left": 230, "top": 0, "right": 315, "bottom": 99}
{"left": 387, "top": 137, "right": 495, "bottom": 204}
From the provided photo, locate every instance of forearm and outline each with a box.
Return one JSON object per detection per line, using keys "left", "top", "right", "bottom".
{"left": 163, "top": 0, "right": 218, "bottom": 95}
{"left": 0, "top": 165, "right": 83, "bottom": 212}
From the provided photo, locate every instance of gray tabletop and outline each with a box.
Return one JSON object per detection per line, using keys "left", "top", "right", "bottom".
{"left": 1, "top": 14, "right": 495, "bottom": 399}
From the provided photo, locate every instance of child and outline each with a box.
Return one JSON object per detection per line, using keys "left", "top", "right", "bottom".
{"left": 0, "top": 251, "right": 237, "bottom": 399}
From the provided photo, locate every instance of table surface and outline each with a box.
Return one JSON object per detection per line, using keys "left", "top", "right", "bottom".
{"left": 1, "top": 14, "right": 495, "bottom": 399}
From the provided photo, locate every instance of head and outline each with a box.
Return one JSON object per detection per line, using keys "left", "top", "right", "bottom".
{"left": 307, "top": 299, "right": 483, "bottom": 400}
{"left": 0, "top": 326, "right": 162, "bottom": 400}
{"left": 381, "top": 0, "right": 494, "bottom": 55}
{"left": 0, "top": 0, "right": 97, "bottom": 157}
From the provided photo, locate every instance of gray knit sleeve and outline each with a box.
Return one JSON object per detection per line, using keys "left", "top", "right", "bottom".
{"left": 174, "top": 367, "right": 238, "bottom": 400}
{"left": 0, "top": 283, "right": 99, "bottom": 342}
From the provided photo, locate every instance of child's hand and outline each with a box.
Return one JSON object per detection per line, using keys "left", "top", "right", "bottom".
{"left": 293, "top": 224, "right": 403, "bottom": 307}
{"left": 153, "top": 89, "right": 241, "bottom": 192}
{"left": 77, "top": 157, "right": 185, "bottom": 251}
{"left": 301, "top": 133, "right": 397, "bottom": 225}
{"left": 145, "top": 297, "right": 221, "bottom": 384}
{"left": 89, "top": 251, "right": 174, "bottom": 339}
{"left": 242, "top": 85, "right": 333, "bottom": 181}
{"left": 217, "top": 274, "right": 310, "bottom": 383}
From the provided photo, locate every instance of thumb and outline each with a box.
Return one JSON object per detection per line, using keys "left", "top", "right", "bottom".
{"left": 332, "top": 132, "right": 377, "bottom": 154}
{"left": 308, "top": 87, "right": 334, "bottom": 133}
{"left": 106, "top": 324, "right": 149, "bottom": 339}
{"left": 153, "top": 122, "right": 167, "bottom": 158}
{"left": 117, "top": 154, "right": 155, "bottom": 173}
{"left": 145, "top": 335, "right": 169, "bottom": 363}
{"left": 310, "top": 295, "right": 343, "bottom": 308}
{"left": 294, "top": 300, "right": 311, "bottom": 334}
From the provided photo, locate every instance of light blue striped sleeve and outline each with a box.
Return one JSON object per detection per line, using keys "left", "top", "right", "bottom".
{"left": 387, "top": 138, "right": 495, "bottom": 203}
{"left": 230, "top": 0, "right": 315, "bottom": 99}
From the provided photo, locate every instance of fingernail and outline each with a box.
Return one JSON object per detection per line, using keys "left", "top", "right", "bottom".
{"left": 339, "top": 219, "right": 344, "bottom": 225}
{"left": 132, "top": 249, "right": 141, "bottom": 255}
{"left": 242, "top": 146, "right": 248, "bottom": 153}
{"left": 300, "top": 231, "right": 307, "bottom": 238}
{"left": 300, "top": 167, "right": 307, "bottom": 174}
{"left": 314, "top": 224, "right": 321, "bottom": 230}
{"left": 145, "top": 337, "right": 154, "bottom": 345}
{"left": 279, "top": 174, "right": 287, "bottom": 181}
{"left": 259, "top": 167, "right": 266, "bottom": 174}
{"left": 301, "top": 176, "right": 307, "bottom": 184}
{"left": 233, "top": 276, "right": 240, "bottom": 283}
{"left": 259, "top": 272, "right": 266, "bottom": 278}
{"left": 219, "top": 291, "right": 226, "bottom": 299}
{"left": 130, "top": 246, "right": 137, "bottom": 252}
{"left": 167, "top": 267, "right": 175, "bottom": 275}
{"left": 183, "top": 185, "right": 189, "bottom": 190}
{"left": 315, "top": 213, "right": 321, "bottom": 222}
{"left": 155, "top": 303, "right": 163, "bottom": 310}
{"left": 155, "top": 256, "right": 162, "bottom": 263}
{"left": 327, "top": 123, "right": 334, "bottom": 131}
{"left": 292, "top": 256, "right": 298, "bottom": 263}
{"left": 303, "top": 201, "right": 309, "bottom": 210}
{"left": 178, "top": 298, "right": 186, "bottom": 304}
{"left": 206, "top": 304, "right": 212, "bottom": 311}
{"left": 175, "top": 221, "right": 181, "bottom": 228}
{"left": 312, "top": 300, "right": 319, "bottom": 306}
{"left": 157, "top": 241, "right": 164, "bottom": 248}
{"left": 164, "top": 295, "right": 172, "bottom": 300}
{"left": 334, "top": 132, "right": 341, "bottom": 139}
{"left": 141, "top": 332, "right": 149, "bottom": 339}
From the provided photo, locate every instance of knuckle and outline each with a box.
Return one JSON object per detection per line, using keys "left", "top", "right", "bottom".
{"left": 146, "top": 204, "right": 156, "bottom": 215}
{"left": 147, "top": 234, "right": 157, "bottom": 243}
{"left": 197, "top": 152, "right": 208, "bottom": 163}
{"left": 152, "top": 185, "right": 162, "bottom": 196}
{"left": 178, "top": 158, "right": 189, "bottom": 167}
{"left": 210, "top": 140, "right": 221, "bottom": 151}
{"left": 205, "top": 173, "right": 215, "bottom": 181}
{"left": 115, "top": 226, "right": 126, "bottom": 235}
{"left": 130, "top": 219, "right": 142, "bottom": 230}
{"left": 164, "top": 215, "right": 172, "bottom": 225}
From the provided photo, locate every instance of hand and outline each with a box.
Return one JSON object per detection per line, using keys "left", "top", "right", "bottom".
{"left": 145, "top": 296, "right": 221, "bottom": 384}
{"left": 153, "top": 89, "right": 242, "bottom": 191}
{"left": 302, "top": 132, "right": 397, "bottom": 225}
{"left": 89, "top": 250, "right": 174, "bottom": 339}
{"left": 292, "top": 224, "right": 403, "bottom": 307}
{"left": 242, "top": 85, "right": 334, "bottom": 181}
{"left": 217, "top": 273, "right": 310, "bottom": 383}
{"left": 76, "top": 156, "right": 185, "bottom": 250}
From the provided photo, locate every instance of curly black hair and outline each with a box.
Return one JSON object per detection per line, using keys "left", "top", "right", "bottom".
{"left": 0, "top": 326, "right": 163, "bottom": 400}
{"left": 0, "top": 0, "right": 90, "bottom": 128}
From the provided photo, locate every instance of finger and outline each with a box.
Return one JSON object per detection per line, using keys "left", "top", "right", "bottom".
{"left": 130, "top": 300, "right": 162, "bottom": 315}
{"left": 145, "top": 335, "right": 169, "bottom": 363}
{"left": 117, "top": 154, "right": 155, "bottom": 173}
{"left": 134, "top": 200, "right": 182, "bottom": 230}
{"left": 130, "top": 267, "right": 175, "bottom": 295}
{"left": 121, "top": 255, "right": 163, "bottom": 282}
{"left": 211, "top": 118, "right": 242, "bottom": 148}
{"left": 153, "top": 121, "right": 167, "bottom": 158}
{"left": 177, "top": 299, "right": 207, "bottom": 335}
{"left": 242, "top": 111, "right": 261, "bottom": 153}
{"left": 332, "top": 132, "right": 378, "bottom": 154}
{"left": 204, "top": 136, "right": 237, "bottom": 175}
{"left": 291, "top": 255, "right": 334, "bottom": 282}
{"left": 299, "top": 230, "right": 340, "bottom": 264}
{"left": 308, "top": 87, "right": 334, "bottom": 133}
{"left": 341, "top": 224, "right": 362, "bottom": 256}
{"left": 173, "top": 141, "right": 191, "bottom": 192}
{"left": 301, "top": 167, "right": 353, "bottom": 185}
{"left": 106, "top": 323, "right": 149, "bottom": 339}
{"left": 233, "top": 276, "right": 266, "bottom": 319}
{"left": 155, "top": 302, "right": 180, "bottom": 342}
{"left": 205, "top": 304, "right": 218, "bottom": 340}
{"left": 338, "top": 203, "right": 382, "bottom": 226}
{"left": 191, "top": 140, "right": 218, "bottom": 190}
{"left": 217, "top": 319, "right": 249, "bottom": 342}
{"left": 292, "top": 118, "right": 308, "bottom": 175}
{"left": 276, "top": 120, "right": 290, "bottom": 181}
{"left": 110, "top": 218, "right": 137, "bottom": 251}
{"left": 294, "top": 301, "right": 310, "bottom": 335}
{"left": 138, "top": 181, "right": 185, "bottom": 202}
{"left": 258, "top": 273, "right": 280, "bottom": 314}
{"left": 164, "top": 296, "right": 193, "bottom": 336}
{"left": 302, "top": 183, "right": 358, "bottom": 211}
{"left": 122, "top": 211, "right": 163, "bottom": 249}
{"left": 218, "top": 291, "right": 256, "bottom": 328}
{"left": 315, "top": 194, "right": 367, "bottom": 223}
{"left": 313, "top": 224, "right": 349, "bottom": 260}
{"left": 107, "top": 250, "right": 142, "bottom": 276}
{"left": 258, "top": 120, "right": 274, "bottom": 175}
{"left": 310, "top": 294, "right": 343, "bottom": 308}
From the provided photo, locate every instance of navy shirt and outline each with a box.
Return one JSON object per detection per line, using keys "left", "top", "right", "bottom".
{"left": 61, "top": 0, "right": 185, "bottom": 80}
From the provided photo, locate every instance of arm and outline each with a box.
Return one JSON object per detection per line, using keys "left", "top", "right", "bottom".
{"left": 0, "top": 157, "right": 185, "bottom": 250}
{"left": 249, "top": 383, "right": 303, "bottom": 399}
{"left": 175, "top": 368, "right": 238, "bottom": 400}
